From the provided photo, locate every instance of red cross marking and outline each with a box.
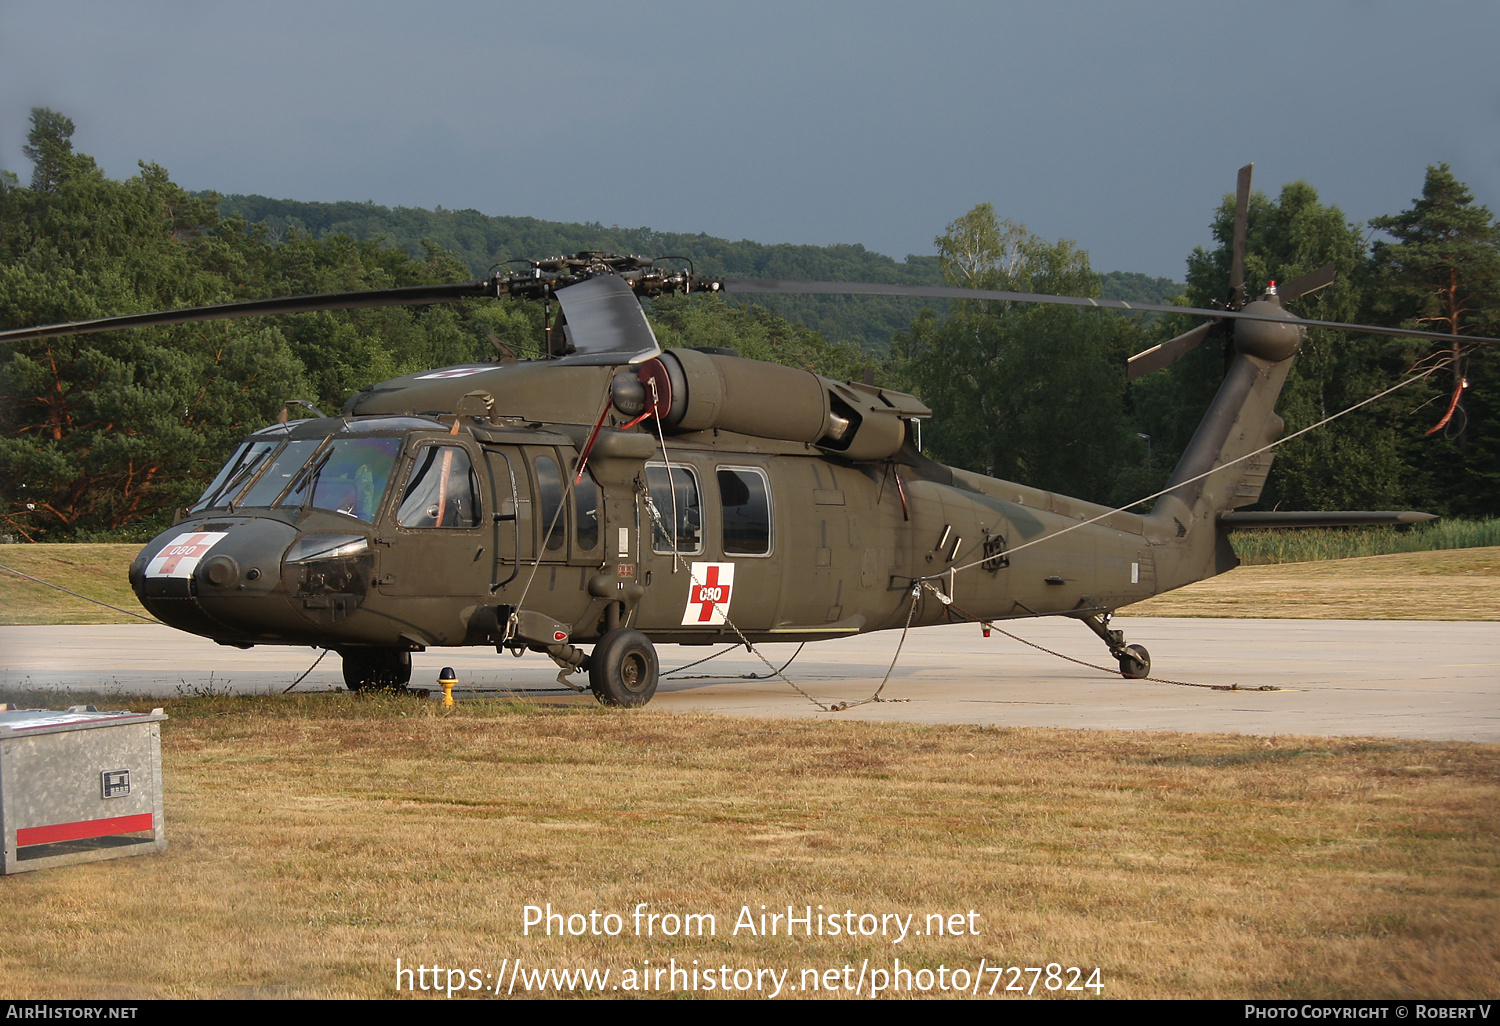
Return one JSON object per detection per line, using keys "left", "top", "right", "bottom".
{"left": 690, "top": 565, "right": 732, "bottom": 623}
{"left": 154, "top": 533, "right": 218, "bottom": 576}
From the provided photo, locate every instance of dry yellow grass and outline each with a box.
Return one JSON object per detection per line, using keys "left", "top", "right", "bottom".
{"left": 0, "top": 544, "right": 146, "bottom": 624}
{"left": 0, "top": 694, "right": 1494, "bottom": 999}
{"left": 1126, "top": 546, "right": 1500, "bottom": 620}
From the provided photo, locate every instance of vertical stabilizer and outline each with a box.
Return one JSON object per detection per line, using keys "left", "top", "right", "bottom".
{"left": 1146, "top": 296, "right": 1305, "bottom": 591}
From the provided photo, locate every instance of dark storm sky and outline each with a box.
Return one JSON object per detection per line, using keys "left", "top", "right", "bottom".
{"left": 3, "top": 0, "right": 1496, "bottom": 279}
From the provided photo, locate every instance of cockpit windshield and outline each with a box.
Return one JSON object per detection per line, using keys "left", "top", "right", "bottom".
{"left": 193, "top": 436, "right": 403, "bottom": 523}
{"left": 281, "top": 437, "right": 402, "bottom": 521}
{"left": 231, "top": 439, "right": 324, "bottom": 510}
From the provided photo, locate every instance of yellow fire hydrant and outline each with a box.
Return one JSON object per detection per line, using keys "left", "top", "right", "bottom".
{"left": 438, "top": 666, "right": 458, "bottom": 708}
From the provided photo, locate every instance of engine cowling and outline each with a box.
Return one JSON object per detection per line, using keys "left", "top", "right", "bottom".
{"left": 626, "top": 348, "right": 926, "bottom": 462}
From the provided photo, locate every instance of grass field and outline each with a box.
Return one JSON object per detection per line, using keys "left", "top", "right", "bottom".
{"left": 0, "top": 692, "right": 1494, "bottom": 1000}
{"left": 1230, "top": 518, "right": 1500, "bottom": 564}
{"left": 2, "top": 545, "right": 1496, "bottom": 999}
{"left": 0, "top": 544, "right": 144, "bottom": 625}
{"left": 1127, "top": 546, "right": 1500, "bottom": 620}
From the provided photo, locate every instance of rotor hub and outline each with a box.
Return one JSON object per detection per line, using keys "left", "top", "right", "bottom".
{"left": 1233, "top": 296, "right": 1306, "bottom": 363}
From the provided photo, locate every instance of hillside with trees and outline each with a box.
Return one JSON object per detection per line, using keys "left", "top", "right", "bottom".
{"left": 214, "top": 191, "right": 945, "bottom": 353}
{"left": 214, "top": 193, "right": 1184, "bottom": 354}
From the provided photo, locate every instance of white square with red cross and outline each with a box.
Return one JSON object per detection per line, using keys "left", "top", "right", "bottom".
{"left": 145, "top": 532, "right": 229, "bottom": 578}
{"left": 681, "top": 562, "right": 735, "bottom": 626}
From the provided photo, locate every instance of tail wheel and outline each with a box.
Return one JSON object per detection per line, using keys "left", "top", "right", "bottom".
{"left": 589, "top": 629, "right": 659, "bottom": 708}
{"left": 342, "top": 648, "right": 412, "bottom": 692}
{"left": 1117, "top": 644, "right": 1151, "bottom": 680}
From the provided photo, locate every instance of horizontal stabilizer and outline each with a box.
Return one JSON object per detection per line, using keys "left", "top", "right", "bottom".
{"left": 1218, "top": 511, "right": 1438, "bottom": 530}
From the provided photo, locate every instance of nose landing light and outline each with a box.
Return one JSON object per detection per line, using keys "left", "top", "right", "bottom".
{"left": 282, "top": 533, "right": 374, "bottom": 626}
{"left": 203, "top": 554, "right": 240, "bottom": 588}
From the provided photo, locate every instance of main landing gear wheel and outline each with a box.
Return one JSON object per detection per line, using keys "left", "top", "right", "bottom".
{"left": 342, "top": 648, "right": 412, "bottom": 692}
{"left": 589, "top": 629, "right": 659, "bottom": 708}
{"left": 1117, "top": 644, "right": 1151, "bottom": 680}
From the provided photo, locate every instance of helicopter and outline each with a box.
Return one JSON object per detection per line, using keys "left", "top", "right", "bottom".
{"left": 1, "top": 166, "right": 1482, "bottom": 707}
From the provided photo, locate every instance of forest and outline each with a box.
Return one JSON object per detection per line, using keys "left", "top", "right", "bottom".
{"left": 1, "top": 108, "right": 1495, "bottom": 542}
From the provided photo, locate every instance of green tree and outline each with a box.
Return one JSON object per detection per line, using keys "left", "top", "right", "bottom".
{"left": 0, "top": 116, "right": 304, "bottom": 539}
{"left": 891, "top": 205, "right": 1139, "bottom": 503}
{"left": 21, "top": 108, "right": 100, "bottom": 193}
{"left": 249, "top": 231, "right": 484, "bottom": 410}
{"left": 1369, "top": 164, "right": 1500, "bottom": 514}
{"left": 647, "top": 293, "right": 873, "bottom": 382}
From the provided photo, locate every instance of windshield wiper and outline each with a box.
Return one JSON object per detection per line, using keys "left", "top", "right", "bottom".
{"left": 288, "top": 448, "right": 334, "bottom": 508}
{"left": 269, "top": 444, "right": 333, "bottom": 509}
{"left": 218, "top": 448, "right": 273, "bottom": 512}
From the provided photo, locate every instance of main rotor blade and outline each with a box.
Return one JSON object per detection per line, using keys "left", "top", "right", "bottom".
{"left": 0, "top": 280, "right": 496, "bottom": 344}
{"left": 7, "top": 269, "right": 1498, "bottom": 351}
{"left": 1279, "top": 262, "right": 1336, "bottom": 301}
{"left": 1228, "top": 163, "right": 1253, "bottom": 308}
{"left": 715, "top": 279, "right": 1500, "bottom": 346}
{"left": 1126, "top": 320, "right": 1216, "bottom": 381}
{"left": 550, "top": 274, "right": 662, "bottom": 366}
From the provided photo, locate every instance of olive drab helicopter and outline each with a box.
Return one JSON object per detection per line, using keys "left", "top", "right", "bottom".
{"left": 2, "top": 166, "right": 1485, "bottom": 706}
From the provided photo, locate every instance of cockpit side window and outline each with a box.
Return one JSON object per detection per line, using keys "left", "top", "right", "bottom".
{"left": 397, "top": 444, "right": 481, "bottom": 528}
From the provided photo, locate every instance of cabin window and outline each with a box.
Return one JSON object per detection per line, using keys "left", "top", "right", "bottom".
{"left": 644, "top": 463, "right": 703, "bottom": 555}
{"left": 534, "top": 455, "right": 567, "bottom": 551}
{"left": 574, "top": 467, "right": 600, "bottom": 552}
{"left": 717, "top": 466, "right": 772, "bottom": 556}
{"left": 397, "top": 444, "right": 480, "bottom": 528}
{"left": 236, "top": 438, "right": 326, "bottom": 509}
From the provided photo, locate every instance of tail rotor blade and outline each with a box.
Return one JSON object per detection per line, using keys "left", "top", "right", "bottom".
{"left": 1126, "top": 320, "right": 1216, "bottom": 381}
{"left": 1280, "top": 262, "right": 1336, "bottom": 301}
{"left": 1227, "top": 163, "right": 1253, "bottom": 308}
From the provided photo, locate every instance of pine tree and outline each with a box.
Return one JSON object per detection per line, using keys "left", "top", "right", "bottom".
{"left": 1370, "top": 165, "right": 1500, "bottom": 514}
{"left": 20, "top": 108, "right": 100, "bottom": 193}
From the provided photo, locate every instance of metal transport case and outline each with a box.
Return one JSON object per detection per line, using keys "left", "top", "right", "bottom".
{"left": 1, "top": 705, "right": 167, "bottom": 874}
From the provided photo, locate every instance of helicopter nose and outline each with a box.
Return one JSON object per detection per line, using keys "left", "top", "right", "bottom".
{"left": 131, "top": 518, "right": 302, "bottom": 640}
